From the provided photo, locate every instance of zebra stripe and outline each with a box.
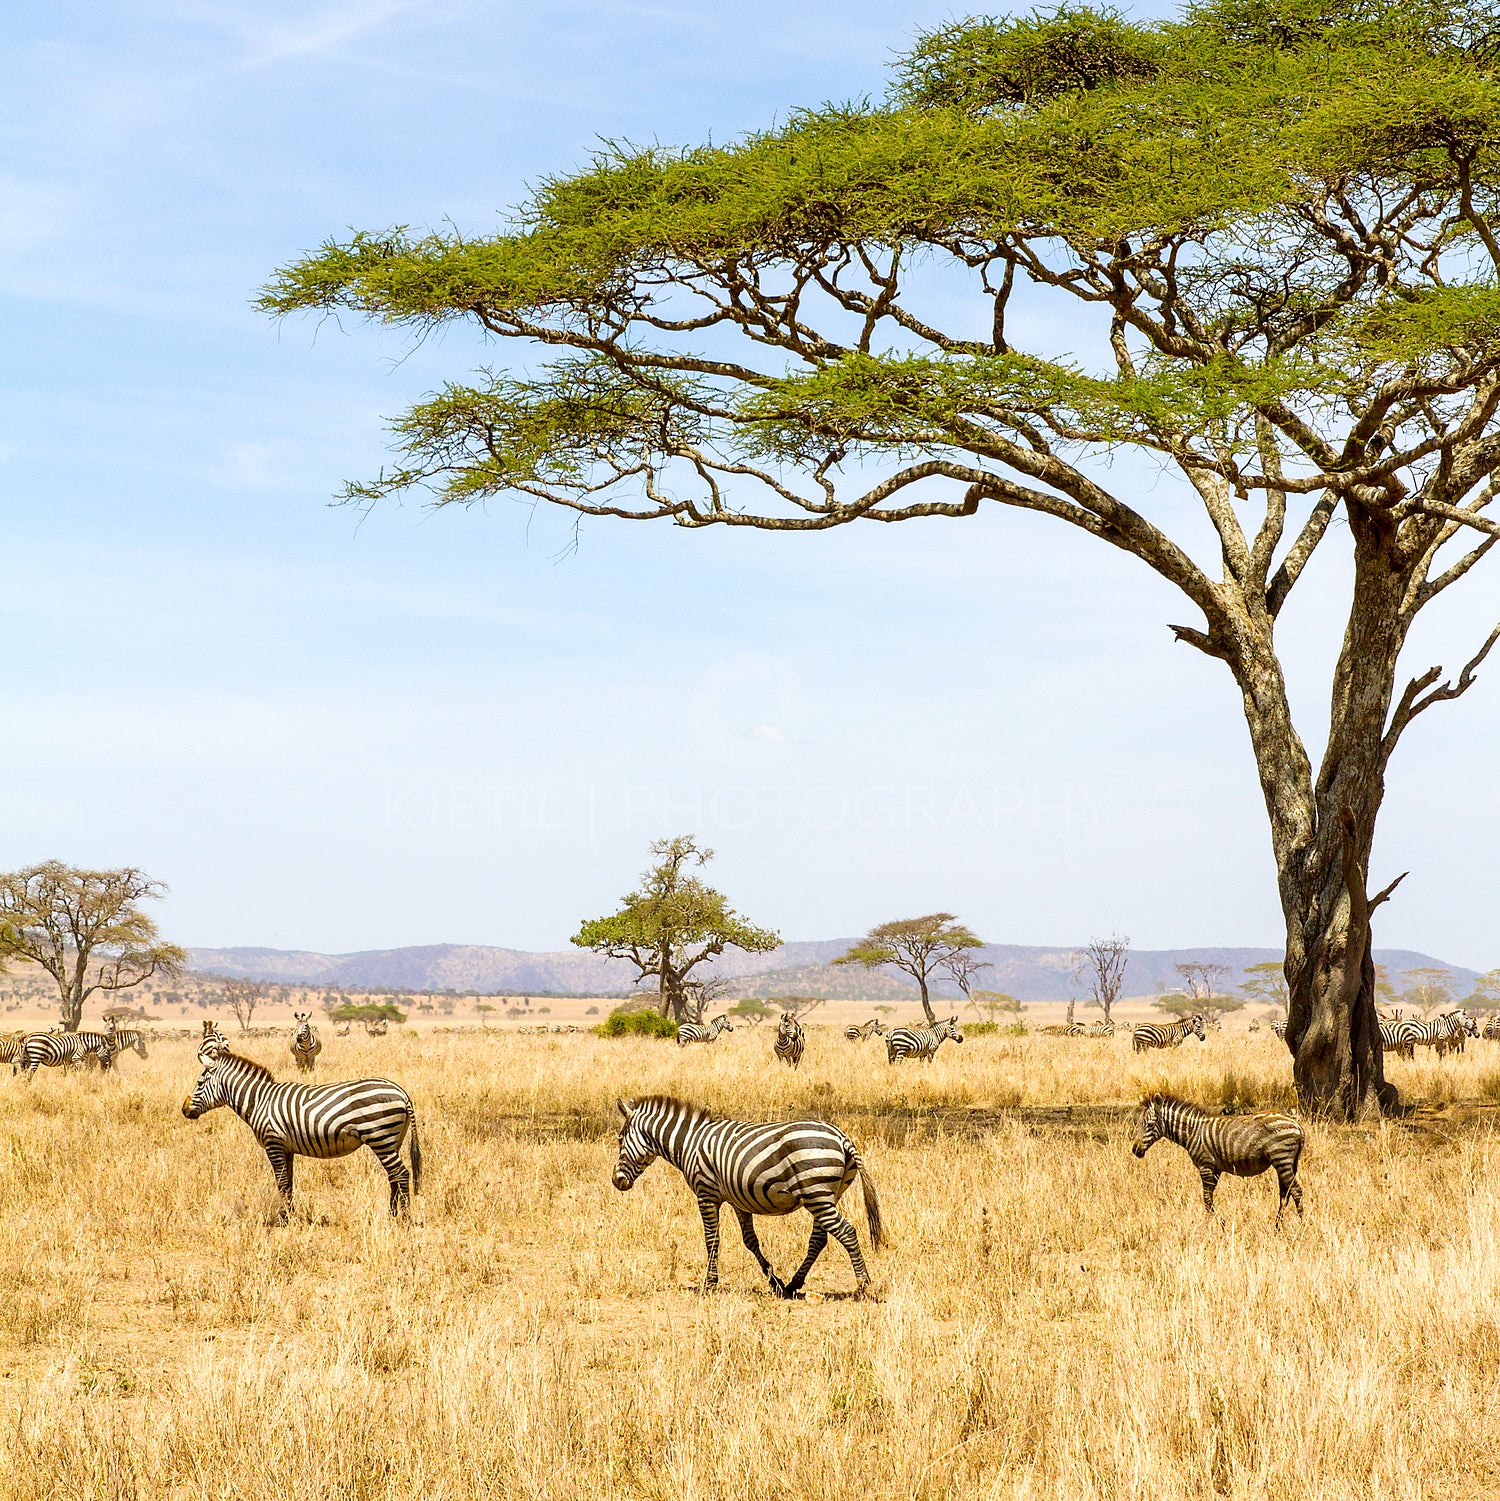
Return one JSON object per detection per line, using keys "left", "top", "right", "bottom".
{"left": 676, "top": 1015, "right": 734, "bottom": 1047}
{"left": 843, "top": 1020, "right": 887, "bottom": 1041}
{"left": 886, "top": 1017, "right": 963, "bottom": 1064}
{"left": 773, "top": 1013, "right": 805, "bottom": 1070}
{"left": 1270, "top": 1018, "right": 1288, "bottom": 1041}
{"left": 182, "top": 1045, "right": 422, "bottom": 1217}
{"left": 290, "top": 1012, "right": 323, "bottom": 1073}
{"left": 1132, "top": 1092, "right": 1305, "bottom": 1225}
{"left": 17, "top": 1031, "right": 116, "bottom": 1080}
{"left": 1385, "top": 1010, "right": 1475, "bottom": 1060}
{"left": 1089, "top": 1020, "right": 1116, "bottom": 1038}
{"left": 106, "top": 1021, "right": 149, "bottom": 1063}
{"left": 1484, "top": 1017, "right": 1500, "bottom": 1042}
{"left": 1131, "top": 1015, "right": 1207, "bottom": 1052}
{"left": 1040, "top": 1023, "right": 1087, "bottom": 1037}
{"left": 612, "top": 1094, "right": 882, "bottom": 1297}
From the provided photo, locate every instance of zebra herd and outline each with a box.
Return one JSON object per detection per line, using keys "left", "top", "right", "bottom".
{"left": 0, "top": 1018, "right": 150, "bottom": 1080}
{"left": 677, "top": 1011, "right": 968, "bottom": 1066}
{"left": 1378, "top": 1009, "right": 1479, "bottom": 1059}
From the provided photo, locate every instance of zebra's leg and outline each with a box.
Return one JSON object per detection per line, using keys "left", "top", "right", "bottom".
{"left": 733, "top": 1209, "right": 788, "bottom": 1297}
{"left": 1198, "top": 1165, "right": 1219, "bottom": 1216}
{"left": 263, "top": 1144, "right": 295, "bottom": 1220}
{"left": 369, "top": 1142, "right": 412, "bottom": 1217}
{"left": 1276, "top": 1165, "right": 1305, "bottom": 1226}
{"left": 696, "top": 1196, "right": 722, "bottom": 1291}
{"left": 800, "top": 1202, "right": 873, "bottom": 1294}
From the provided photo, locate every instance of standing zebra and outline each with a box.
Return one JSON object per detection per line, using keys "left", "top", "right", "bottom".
{"left": 290, "top": 1012, "right": 322, "bottom": 1073}
{"left": 1131, "top": 1014, "right": 1207, "bottom": 1052}
{"left": 106, "top": 1019, "right": 149, "bottom": 1064}
{"left": 1131, "top": 1092, "right": 1305, "bottom": 1225}
{"left": 181, "top": 1042, "right": 422, "bottom": 1217}
{"left": 16, "top": 1029, "right": 116, "bottom": 1081}
{"left": 1270, "top": 1018, "right": 1288, "bottom": 1041}
{"left": 886, "top": 1016, "right": 963, "bottom": 1064}
{"left": 1387, "top": 1010, "right": 1476, "bottom": 1059}
{"left": 365, "top": 1018, "right": 389, "bottom": 1037}
{"left": 1040, "top": 1022, "right": 1087, "bottom": 1037}
{"left": 843, "top": 1019, "right": 887, "bottom": 1042}
{"left": 612, "top": 1095, "right": 882, "bottom": 1297}
{"left": 0, "top": 1032, "right": 28, "bottom": 1073}
{"left": 1484, "top": 1016, "right": 1500, "bottom": 1042}
{"left": 1088, "top": 1020, "right": 1115, "bottom": 1038}
{"left": 677, "top": 1015, "right": 734, "bottom": 1047}
{"left": 773, "top": 1013, "right": 805, "bottom": 1070}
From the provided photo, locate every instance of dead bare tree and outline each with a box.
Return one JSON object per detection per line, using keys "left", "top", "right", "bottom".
{"left": 1075, "top": 935, "right": 1131, "bottom": 1025}
{"left": 218, "top": 977, "right": 269, "bottom": 1034}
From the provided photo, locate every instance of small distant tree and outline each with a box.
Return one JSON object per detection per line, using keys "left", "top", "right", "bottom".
{"left": 772, "top": 995, "right": 828, "bottom": 1020}
{"left": 1176, "top": 962, "right": 1232, "bottom": 1005}
{"left": 1075, "top": 934, "right": 1131, "bottom": 1024}
{"left": 835, "top": 914, "right": 983, "bottom": 1025}
{"left": 1460, "top": 968, "right": 1500, "bottom": 1013}
{"left": 941, "top": 949, "right": 993, "bottom": 1007}
{"left": 218, "top": 977, "right": 269, "bottom": 1034}
{"left": 572, "top": 836, "right": 780, "bottom": 1023}
{"left": 329, "top": 1002, "right": 408, "bottom": 1025}
{"left": 1155, "top": 990, "right": 1246, "bottom": 1023}
{"left": 728, "top": 996, "right": 773, "bottom": 1025}
{"left": 1400, "top": 967, "right": 1456, "bottom": 1018}
{"left": 0, "top": 862, "right": 186, "bottom": 1032}
{"left": 968, "top": 989, "right": 1025, "bottom": 1023}
{"left": 1238, "top": 960, "right": 1291, "bottom": 1020}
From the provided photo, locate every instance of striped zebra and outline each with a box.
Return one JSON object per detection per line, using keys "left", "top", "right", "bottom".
{"left": 182, "top": 1042, "right": 422, "bottom": 1217}
{"left": 1270, "top": 1018, "right": 1288, "bottom": 1041}
{"left": 1088, "top": 1021, "right": 1115, "bottom": 1038}
{"left": 774, "top": 1013, "right": 805, "bottom": 1070}
{"left": 105, "top": 1019, "right": 149, "bottom": 1064}
{"left": 1040, "top": 1023, "right": 1087, "bottom": 1037}
{"left": 886, "top": 1016, "right": 963, "bottom": 1064}
{"left": 1132, "top": 1092, "right": 1305, "bottom": 1225}
{"left": 612, "top": 1095, "right": 882, "bottom": 1297}
{"left": 0, "top": 1031, "right": 28, "bottom": 1073}
{"left": 290, "top": 1012, "right": 322, "bottom": 1073}
{"left": 1131, "top": 1014, "right": 1207, "bottom": 1053}
{"left": 1484, "top": 1017, "right": 1500, "bottom": 1042}
{"left": 677, "top": 1015, "right": 734, "bottom": 1047}
{"left": 203, "top": 1020, "right": 227, "bottom": 1047}
{"left": 17, "top": 1029, "right": 116, "bottom": 1081}
{"left": 1386, "top": 1010, "right": 1476, "bottom": 1060}
{"left": 843, "top": 1019, "right": 887, "bottom": 1042}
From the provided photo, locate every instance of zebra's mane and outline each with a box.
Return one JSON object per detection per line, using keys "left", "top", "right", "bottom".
{"left": 214, "top": 1048, "right": 277, "bottom": 1082}
{"left": 1143, "top": 1092, "right": 1204, "bottom": 1116}
{"left": 632, "top": 1094, "right": 720, "bottom": 1125}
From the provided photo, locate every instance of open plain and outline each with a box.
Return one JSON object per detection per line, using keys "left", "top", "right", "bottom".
{"left": 0, "top": 1025, "right": 1497, "bottom": 1499}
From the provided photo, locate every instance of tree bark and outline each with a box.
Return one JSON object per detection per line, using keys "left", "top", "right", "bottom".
{"left": 917, "top": 977, "right": 934, "bottom": 1026}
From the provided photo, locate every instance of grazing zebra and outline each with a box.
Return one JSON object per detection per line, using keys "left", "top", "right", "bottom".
{"left": 677, "top": 1015, "right": 734, "bottom": 1047}
{"left": 1131, "top": 1092, "right": 1305, "bottom": 1225}
{"left": 1484, "top": 1016, "right": 1500, "bottom": 1042}
{"left": 843, "top": 1019, "right": 887, "bottom": 1042}
{"left": 290, "top": 1012, "right": 322, "bottom": 1073}
{"left": 105, "top": 1019, "right": 149, "bottom": 1063}
{"left": 612, "top": 1095, "right": 882, "bottom": 1297}
{"left": 181, "top": 1043, "right": 422, "bottom": 1217}
{"left": 16, "top": 1029, "right": 116, "bottom": 1081}
{"left": 365, "top": 1019, "right": 389, "bottom": 1037}
{"left": 1388, "top": 1010, "right": 1477, "bottom": 1060}
{"left": 886, "top": 1016, "right": 963, "bottom": 1064}
{"left": 336, "top": 1022, "right": 352, "bottom": 1037}
{"left": 1131, "top": 1014, "right": 1207, "bottom": 1053}
{"left": 1088, "top": 1020, "right": 1116, "bottom": 1038}
{"left": 773, "top": 1013, "right": 805, "bottom": 1070}
{"left": 1040, "top": 1022, "right": 1087, "bottom": 1037}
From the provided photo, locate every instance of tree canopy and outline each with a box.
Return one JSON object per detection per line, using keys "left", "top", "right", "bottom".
{"left": 835, "top": 913, "right": 984, "bottom": 1023}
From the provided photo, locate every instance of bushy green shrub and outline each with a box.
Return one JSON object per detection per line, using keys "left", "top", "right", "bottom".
{"left": 594, "top": 1008, "right": 680, "bottom": 1039}
{"left": 963, "top": 1021, "right": 1000, "bottom": 1036}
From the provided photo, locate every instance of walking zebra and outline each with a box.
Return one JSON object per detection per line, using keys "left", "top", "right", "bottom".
{"left": 106, "top": 1019, "right": 149, "bottom": 1063}
{"left": 182, "top": 1042, "right": 422, "bottom": 1217}
{"left": 16, "top": 1029, "right": 116, "bottom": 1081}
{"left": 843, "top": 1019, "right": 887, "bottom": 1042}
{"left": 1131, "top": 1015, "right": 1207, "bottom": 1052}
{"left": 677, "top": 1015, "right": 734, "bottom": 1047}
{"left": 290, "top": 1012, "right": 322, "bottom": 1073}
{"left": 1131, "top": 1092, "right": 1305, "bottom": 1225}
{"left": 886, "top": 1016, "right": 963, "bottom": 1064}
{"left": 612, "top": 1095, "right": 882, "bottom": 1297}
{"left": 774, "top": 1013, "right": 805, "bottom": 1070}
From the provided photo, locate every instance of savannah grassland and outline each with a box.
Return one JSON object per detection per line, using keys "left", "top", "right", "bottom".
{"left": 2, "top": 1027, "right": 1500, "bottom": 1501}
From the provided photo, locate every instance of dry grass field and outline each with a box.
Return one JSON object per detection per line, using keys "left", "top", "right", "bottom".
{"left": 2, "top": 1025, "right": 1500, "bottom": 1499}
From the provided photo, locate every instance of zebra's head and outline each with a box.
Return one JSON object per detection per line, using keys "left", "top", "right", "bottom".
{"left": 715, "top": 1015, "right": 734, "bottom": 1034}
{"left": 777, "top": 1013, "right": 798, "bottom": 1037}
{"left": 1189, "top": 1014, "right": 1207, "bottom": 1042}
{"left": 612, "top": 1097, "right": 656, "bottom": 1190}
{"left": 182, "top": 1055, "right": 229, "bottom": 1120}
{"left": 1131, "top": 1093, "right": 1167, "bottom": 1158}
{"left": 938, "top": 1017, "right": 964, "bottom": 1044}
{"left": 1461, "top": 1010, "right": 1480, "bottom": 1038}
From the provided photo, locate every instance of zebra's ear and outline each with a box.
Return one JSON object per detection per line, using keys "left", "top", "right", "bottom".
{"left": 616, "top": 1097, "right": 630, "bottom": 1122}
{"left": 1152, "top": 1092, "right": 1163, "bottom": 1105}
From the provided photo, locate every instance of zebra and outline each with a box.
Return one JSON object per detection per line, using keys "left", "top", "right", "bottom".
{"left": 612, "top": 1095, "right": 882, "bottom": 1297}
{"left": 1388, "top": 1010, "right": 1476, "bottom": 1060}
{"left": 1484, "top": 1016, "right": 1500, "bottom": 1042}
{"left": 16, "top": 1029, "right": 116, "bottom": 1081}
{"left": 365, "top": 1018, "right": 389, "bottom": 1037}
{"left": 774, "top": 1013, "right": 805, "bottom": 1070}
{"left": 843, "top": 1019, "right": 887, "bottom": 1042}
{"left": 336, "top": 1022, "right": 352, "bottom": 1038}
{"left": 1270, "top": 1018, "right": 1288, "bottom": 1041}
{"left": 203, "top": 1020, "right": 227, "bottom": 1047}
{"left": 105, "top": 1018, "right": 149, "bottom": 1064}
{"left": 1247, "top": 1019, "right": 1260, "bottom": 1035}
{"left": 181, "top": 1042, "right": 422, "bottom": 1217}
{"left": 0, "top": 1031, "right": 28, "bottom": 1073}
{"left": 1131, "top": 1092, "right": 1305, "bottom": 1226}
{"left": 1088, "top": 1020, "right": 1115, "bottom": 1038}
{"left": 1131, "top": 1014, "right": 1207, "bottom": 1053}
{"left": 1040, "top": 1023, "right": 1087, "bottom": 1037}
{"left": 677, "top": 1015, "right": 734, "bottom": 1047}
{"left": 290, "top": 1012, "right": 322, "bottom": 1074}
{"left": 886, "top": 1016, "right": 963, "bottom": 1064}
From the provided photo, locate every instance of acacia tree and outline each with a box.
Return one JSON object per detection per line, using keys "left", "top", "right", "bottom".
{"left": 0, "top": 862, "right": 185, "bottom": 1032}
{"left": 217, "top": 977, "right": 269, "bottom": 1034}
{"left": 1239, "top": 958, "right": 1292, "bottom": 1018}
{"left": 1399, "top": 965, "right": 1456, "bottom": 1015}
{"left": 835, "top": 913, "right": 984, "bottom": 1024}
{"left": 1075, "top": 933, "right": 1131, "bottom": 1023}
{"left": 572, "top": 836, "right": 779, "bottom": 1022}
{"left": 264, "top": 0, "right": 1500, "bottom": 1117}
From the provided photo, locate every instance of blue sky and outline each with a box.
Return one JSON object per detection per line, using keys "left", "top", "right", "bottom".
{"left": 3, "top": 1, "right": 1496, "bottom": 966}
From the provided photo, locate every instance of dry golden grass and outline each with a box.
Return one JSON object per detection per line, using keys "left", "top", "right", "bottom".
{"left": 2, "top": 1026, "right": 1500, "bottom": 1499}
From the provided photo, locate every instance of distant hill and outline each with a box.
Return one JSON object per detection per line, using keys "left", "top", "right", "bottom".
{"left": 187, "top": 941, "right": 1483, "bottom": 1001}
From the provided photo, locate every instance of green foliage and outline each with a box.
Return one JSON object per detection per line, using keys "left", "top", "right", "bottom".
{"left": 1154, "top": 991, "right": 1246, "bottom": 1019}
{"left": 1238, "top": 959, "right": 1290, "bottom": 1011}
{"left": 963, "top": 1021, "right": 1002, "bottom": 1035}
{"left": 728, "top": 997, "right": 773, "bottom": 1019}
{"left": 329, "top": 1003, "right": 408, "bottom": 1023}
{"left": 593, "top": 1008, "right": 681, "bottom": 1039}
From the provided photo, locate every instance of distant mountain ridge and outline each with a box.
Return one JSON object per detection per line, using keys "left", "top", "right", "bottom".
{"left": 187, "top": 941, "right": 1484, "bottom": 1002}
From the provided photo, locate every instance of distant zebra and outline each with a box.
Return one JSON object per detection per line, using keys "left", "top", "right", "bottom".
{"left": 1040, "top": 1023, "right": 1087, "bottom": 1037}
{"left": 886, "top": 1016, "right": 963, "bottom": 1064}
{"left": 1247, "top": 1019, "right": 1260, "bottom": 1035}
{"left": 774, "top": 1013, "right": 805, "bottom": 1070}
{"left": 1270, "top": 1018, "right": 1288, "bottom": 1041}
{"left": 17, "top": 1029, "right": 116, "bottom": 1081}
{"left": 290, "top": 1012, "right": 322, "bottom": 1073}
{"left": 336, "top": 1022, "right": 352, "bottom": 1038}
{"left": 1387, "top": 1010, "right": 1476, "bottom": 1060}
{"left": 1131, "top": 1015, "right": 1207, "bottom": 1053}
{"left": 1485, "top": 1017, "right": 1500, "bottom": 1042}
{"left": 843, "top": 1019, "right": 887, "bottom": 1042}
{"left": 677, "top": 1015, "right": 734, "bottom": 1047}
{"left": 106, "top": 1019, "right": 149, "bottom": 1063}
{"left": 612, "top": 1095, "right": 882, "bottom": 1297}
{"left": 182, "top": 1044, "right": 421, "bottom": 1217}
{"left": 365, "top": 1019, "right": 389, "bottom": 1037}
{"left": 1131, "top": 1092, "right": 1305, "bottom": 1225}
{"left": 1088, "top": 1021, "right": 1115, "bottom": 1038}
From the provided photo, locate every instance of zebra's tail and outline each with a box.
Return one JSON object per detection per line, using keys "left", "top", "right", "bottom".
{"left": 407, "top": 1113, "right": 424, "bottom": 1195}
{"left": 856, "top": 1152, "right": 884, "bottom": 1253}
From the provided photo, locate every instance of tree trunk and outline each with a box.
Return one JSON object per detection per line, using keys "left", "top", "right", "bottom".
{"left": 1066, "top": 998, "right": 1075, "bottom": 1027}
{"left": 917, "top": 977, "right": 934, "bottom": 1026}
{"left": 61, "top": 981, "right": 84, "bottom": 1032}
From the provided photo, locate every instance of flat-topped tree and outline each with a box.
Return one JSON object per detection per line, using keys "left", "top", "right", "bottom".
{"left": 0, "top": 862, "right": 185, "bottom": 1032}
{"left": 264, "top": 0, "right": 1500, "bottom": 1117}
{"left": 835, "top": 914, "right": 984, "bottom": 1025}
{"left": 572, "top": 836, "right": 779, "bottom": 1022}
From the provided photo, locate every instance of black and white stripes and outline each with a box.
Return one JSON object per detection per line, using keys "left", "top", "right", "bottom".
{"left": 773, "top": 1013, "right": 805, "bottom": 1070}
{"left": 843, "top": 1020, "right": 888, "bottom": 1042}
{"left": 290, "top": 1012, "right": 322, "bottom": 1073}
{"left": 612, "top": 1094, "right": 881, "bottom": 1296}
{"left": 885, "top": 1017, "right": 963, "bottom": 1064}
{"left": 17, "top": 1030, "right": 115, "bottom": 1080}
{"left": 677, "top": 1015, "right": 734, "bottom": 1047}
{"left": 1131, "top": 1015, "right": 1207, "bottom": 1053}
